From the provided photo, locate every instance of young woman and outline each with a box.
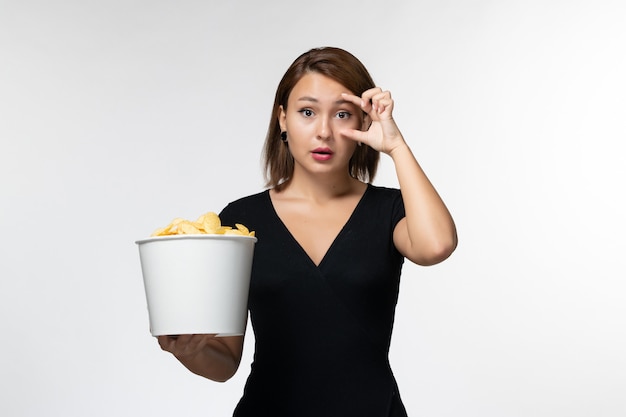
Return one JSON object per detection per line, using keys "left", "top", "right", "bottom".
{"left": 158, "top": 47, "right": 457, "bottom": 416}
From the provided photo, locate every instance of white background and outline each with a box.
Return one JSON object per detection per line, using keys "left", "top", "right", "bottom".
{"left": 1, "top": 1, "right": 625, "bottom": 416}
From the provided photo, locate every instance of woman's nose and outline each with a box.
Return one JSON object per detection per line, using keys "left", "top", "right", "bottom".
{"left": 316, "top": 116, "right": 331, "bottom": 140}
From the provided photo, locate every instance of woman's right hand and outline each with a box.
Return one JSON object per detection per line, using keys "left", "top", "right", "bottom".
{"left": 158, "top": 334, "right": 217, "bottom": 357}
{"left": 157, "top": 334, "right": 244, "bottom": 382}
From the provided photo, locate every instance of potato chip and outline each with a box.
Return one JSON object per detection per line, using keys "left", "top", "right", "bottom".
{"left": 235, "top": 223, "right": 249, "bottom": 235}
{"left": 150, "top": 211, "right": 255, "bottom": 237}
{"left": 197, "top": 212, "right": 221, "bottom": 234}
{"left": 178, "top": 221, "right": 202, "bottom": 235}
{"left": 151, "top": 227, "right": 169, "bottom": 237}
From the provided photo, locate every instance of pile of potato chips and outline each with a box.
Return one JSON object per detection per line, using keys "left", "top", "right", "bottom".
{"left": 151, "top": 211, "right": 255, "bottom": 237}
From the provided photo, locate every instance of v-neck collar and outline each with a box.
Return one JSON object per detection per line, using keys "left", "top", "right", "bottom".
{"left": 266, "top": 184, "right": 371, "bottom": 269}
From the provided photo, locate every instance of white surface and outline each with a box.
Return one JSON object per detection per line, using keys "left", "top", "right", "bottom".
{"left": 1, "top": 1, "right": 625, "bottom": 416}
{"left": 137, "top": 235, "right": 256, "bottom": 336}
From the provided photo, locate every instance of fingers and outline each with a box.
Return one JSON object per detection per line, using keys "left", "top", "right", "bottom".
{"left": 157, "top": 334, "right": 217, "bottom": 357}
{"left": 340, "top": 92, "right": 368, "bottom": 116}
{"left": 367, "top": 90, "right": 393, "bottom": 118}
{"left": 342, "top": 88, "right": 393, "bottom": 119}
{"left": 340, "top": 127, "right": 368, "bottom": 144}
{"left": 157, "top": 335, "right": 174, "bottom": 351}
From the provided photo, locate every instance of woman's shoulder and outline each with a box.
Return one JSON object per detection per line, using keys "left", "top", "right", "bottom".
{"left": 225, "top": 189, "right": 269, "bottom": 207}
{"left": 363, "top": 184, "right": 405, "bottom": 224}
{"left": 365, "top": 183, "right": 402, "bottom": 199}
{"left": 219, "top": 190, "right": 270, "bottom": 223}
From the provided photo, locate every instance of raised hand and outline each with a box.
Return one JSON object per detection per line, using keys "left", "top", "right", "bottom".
{"left": 340, "top": 88, "right": 406, "bottom": 155}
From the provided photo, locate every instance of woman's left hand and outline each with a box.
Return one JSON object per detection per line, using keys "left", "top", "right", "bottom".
{"left": 340, "top": 88, "right": 406, "bottom": 155}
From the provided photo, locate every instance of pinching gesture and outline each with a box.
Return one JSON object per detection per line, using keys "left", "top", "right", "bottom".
{"left": 340, "top": 88, "right": 406, "bottom": 155}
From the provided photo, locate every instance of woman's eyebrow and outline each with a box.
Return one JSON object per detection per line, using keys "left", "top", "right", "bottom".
{"left": 296, "top": 96, "right": 353, "bottom": 105}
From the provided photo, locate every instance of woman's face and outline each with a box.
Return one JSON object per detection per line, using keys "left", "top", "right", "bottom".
{"left": 279, "top": 72, "right": 364, "bottom": 179}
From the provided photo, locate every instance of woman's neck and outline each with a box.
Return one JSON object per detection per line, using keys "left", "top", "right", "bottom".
{"left": 276, "top": 171, "right": 366, "bottom": 203}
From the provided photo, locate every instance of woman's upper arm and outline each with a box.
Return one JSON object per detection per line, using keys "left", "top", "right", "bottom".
{"left": 393, "top": 217, "right": 456, "bottom": 266}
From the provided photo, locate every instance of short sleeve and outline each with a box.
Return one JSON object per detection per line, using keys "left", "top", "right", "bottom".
{"left": 390, "top": 188, "right": 405, "bottom": 230}
{"left": 218, "top": 202, "right": 238, "bottom": 228}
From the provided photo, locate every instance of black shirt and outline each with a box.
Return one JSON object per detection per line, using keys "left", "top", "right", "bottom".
{"left": 220, "top": 184, "right": 408, "bottom": 417}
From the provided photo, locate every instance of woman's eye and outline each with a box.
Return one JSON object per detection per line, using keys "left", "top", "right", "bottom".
{"left": 336, "top": 111, "right": 351, "bottom": 119}
{"left": 299, "top": 109, "right": 314, "bottom": 117}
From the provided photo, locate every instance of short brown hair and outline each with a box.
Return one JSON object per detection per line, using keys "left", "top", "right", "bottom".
{"left": 263, "top": 47, "right": 380, "bottom": 190}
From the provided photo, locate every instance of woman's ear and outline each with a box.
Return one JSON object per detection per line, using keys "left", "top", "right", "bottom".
{"left": 278, "top": 105, "right": 287, "bottom": 132}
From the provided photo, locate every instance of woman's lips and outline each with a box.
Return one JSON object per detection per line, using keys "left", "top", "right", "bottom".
{"left": 311, "top": 147, "right": 333, "bottom": 161}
